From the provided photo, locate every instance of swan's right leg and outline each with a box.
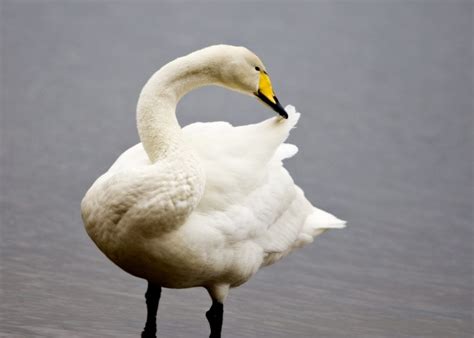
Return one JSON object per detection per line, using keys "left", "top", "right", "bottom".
{"left": 141, "top": 281, "right": 161, "bottom": 338}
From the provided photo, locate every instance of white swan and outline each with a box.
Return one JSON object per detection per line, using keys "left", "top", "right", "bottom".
{"left": 81, "top": 45, "right": 345, "bottom": 338}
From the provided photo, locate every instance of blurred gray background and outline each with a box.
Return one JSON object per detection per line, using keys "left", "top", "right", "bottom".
{"left": 1, "top": 1, "right": 472, "bottom": 337}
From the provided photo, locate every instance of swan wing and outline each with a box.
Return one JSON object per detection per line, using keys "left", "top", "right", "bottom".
{"left": 88, "top": 105, "right": 345, "bottom": 269}
{"left": 182, "top": 105, "right": 300, "bottom": 211}
{"left": 183, "top": 105, "right": 345, "bottom": 266}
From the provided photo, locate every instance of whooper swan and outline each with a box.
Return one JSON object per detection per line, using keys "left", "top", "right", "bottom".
{"left": 81, "top": 45, "right": 345, "bottom": 338}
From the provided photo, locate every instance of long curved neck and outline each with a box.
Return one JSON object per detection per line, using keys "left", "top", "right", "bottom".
{"left": 136, "top": 52, "right": 219, "bottom": 163}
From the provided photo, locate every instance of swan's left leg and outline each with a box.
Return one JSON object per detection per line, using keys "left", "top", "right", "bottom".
{"left": 205, "top": 285, "right": 229, "bottom": 338}
{"left": 141, "top": 281, "right": 161, "bottom": 338}
{"left": 206, "top": 298, "right": 223, "bottom": 338}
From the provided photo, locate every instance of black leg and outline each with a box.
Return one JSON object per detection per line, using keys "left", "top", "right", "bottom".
{"left": 206, "top": 298, "right": 224, "bottom": 338}
{"left": 141, "top": 281, "right": 161, "bottom": 338}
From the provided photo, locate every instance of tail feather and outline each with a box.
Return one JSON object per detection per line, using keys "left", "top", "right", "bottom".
{"left": 292, "top": 209, "right": 346, "bottom": 248}
{"left": 304, "top": 208, "right": 347, "bottom": 231}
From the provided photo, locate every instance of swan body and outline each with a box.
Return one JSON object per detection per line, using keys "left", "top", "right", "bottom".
{"left": 81, "top": 45, "right": 345, "bottom": 337}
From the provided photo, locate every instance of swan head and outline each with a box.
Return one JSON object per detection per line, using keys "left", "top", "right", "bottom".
{"left": 203, "top": 45, "right": 288, "bottom": 119}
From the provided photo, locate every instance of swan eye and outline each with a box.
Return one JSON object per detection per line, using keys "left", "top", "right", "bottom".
{"left": 255, "top": 66, "right": 260, "bottom": 71}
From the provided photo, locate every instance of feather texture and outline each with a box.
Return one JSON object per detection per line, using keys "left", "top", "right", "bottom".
{"left": 81, "top": 46, "right": 345, "bottom": 303}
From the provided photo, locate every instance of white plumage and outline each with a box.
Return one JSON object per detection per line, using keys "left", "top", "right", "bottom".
{"left": 81, "top": 45, "right": 345, "bottom": 337}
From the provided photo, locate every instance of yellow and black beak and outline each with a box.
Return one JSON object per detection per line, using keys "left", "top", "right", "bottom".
{"left": 254, "top": 71, "right": 288, "bottom": 119}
